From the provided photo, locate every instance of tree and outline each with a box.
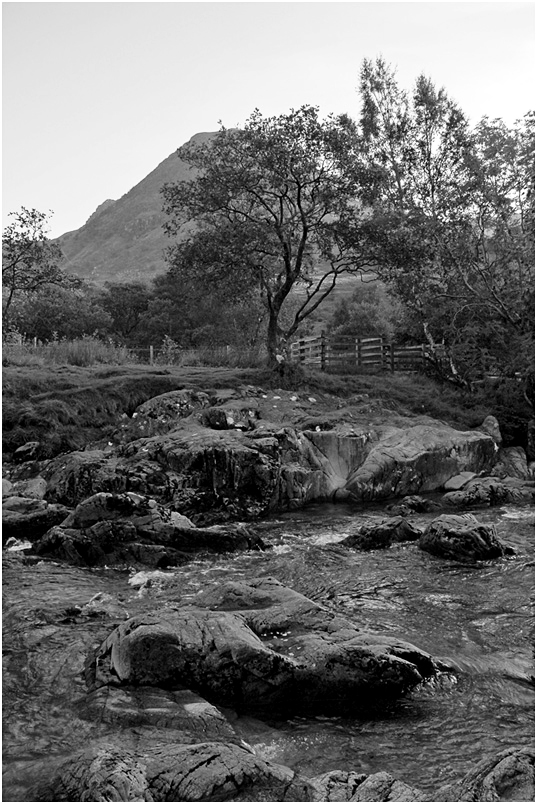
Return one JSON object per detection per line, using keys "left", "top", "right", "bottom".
{"left": 99, "top": 282, "right": 152, "bottom": 342}
{"left": 2, "top": 207, "right": 74, "bottom": 331}
{"left": 161, "top": 106, "right": 374, "bottom": 368}
{"left": 9, "top": 284, "right": 111, "bottom": 341}
{"left": 357, "top": 59, "right": 534, "bottom": 384}
{"left": 327, "top": 281, "right": 404, "bottom": 342}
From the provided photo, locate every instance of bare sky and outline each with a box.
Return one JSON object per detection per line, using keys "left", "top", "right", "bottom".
{"left": 3, "top": 1, "right": 535, "bottom": 238}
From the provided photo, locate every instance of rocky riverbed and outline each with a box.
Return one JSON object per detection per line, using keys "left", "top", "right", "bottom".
{"left": 3, "top": 382, "right": 535, "bottom": 801}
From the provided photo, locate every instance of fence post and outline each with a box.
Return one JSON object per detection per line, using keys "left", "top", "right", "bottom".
{"left": 320, "top": 331, "right": 326, "bottom": 371}
{"left": 389, "top": 342, "right": 395, "bottom": 373}
{"left": 149, "top": 345, "right": 154, "bottom": 365}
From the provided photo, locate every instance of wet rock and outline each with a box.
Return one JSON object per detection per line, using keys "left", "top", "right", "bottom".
{"left": 443, "top": 471, "right": 477, "bottom": 491}
{"left": 477, "top": 415, "right": 503, "bottom": 445}
{"left": 2, "top": 500, "right": 70, "bottom": 544}
{"left": 434, "top": 746, "right": 534, "bottom": 802}
{"left": 40, "top": 741, "right": 314, "bottom": 802}
{"left": 13, "top": 440, "right": 41, "bottom": 462}
{"left": 35, "top": 509, "right": 264, "bottom": 567}
{"left": 93, "top": 578, "right": 440, "bottom": 717}
{"left": 341, "top": 517, "right": 422, "bottom": 550}
{"left": 386, "top": 495, "right": 442, "bottom": 515}
{"left": 62, "top": 491, "right": 195, "bottom": 530}
{"left": 443, "top": 476, "right": 534, "bottom": 507}
{"left": 79, "top": 686, "right": 240, "bottom": 743}
{"left": 312, "top": 770, "right": 424, "bottom": 801}
{"left": 419, "top": 514, "right": 509, "bottom": 561}
{"left": 344, "top": 424, "right": 496, "bottom": 502}
{"left": 491, "top": 446, "right": 530, "bottom": 480}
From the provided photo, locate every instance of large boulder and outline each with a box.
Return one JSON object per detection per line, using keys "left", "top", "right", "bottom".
{"left": 434, "top": 746, "right": 534, "bottom": 802}
{"left": 92, "top": 578, "right": 442, "bottom": 717}
{"left": 34, "top": 493, "right": 264, "bottom": 567}
{"left": 341, "top": 517, "right": 422, "bottom": 550}
{"left": 2, "top": 499, "right": 70, "bottom": 544}
{"left": 443, "top": 476, "right": 534, "bottom": 507}
{"left": 311, "top": 769, "right": 424, "bottom": 801}
{"left": 491, "top": 446, "right": 530, "bottom": 480}
{"left": 418, "top": 514, "right": 509, "bottom": 561}
{"left": 344, "top": 424, "right": 496, "bottom": 502}
{"left": 39, "top": 741, "right": 315, "bottom": 802}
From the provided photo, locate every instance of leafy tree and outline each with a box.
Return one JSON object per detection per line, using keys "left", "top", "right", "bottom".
{"left": 357, "top": 59, "right": 534, "bottom": 385}
{"left": 327, "top": 281, "right": 403, "bottom": 342}
{"left": 161, "top": 106, "right": 374, "bottom": 368}
{"left": 9, "top": 284, "right": 111, "bottom": 341}
{"left": 2, "top": 208, "right": 74, "bottom": 331}
{"left": 99, "top": 282, "right": 152, "bottom": 342}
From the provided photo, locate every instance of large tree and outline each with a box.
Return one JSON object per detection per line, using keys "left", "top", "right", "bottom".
{"left": 357, "top": 58, "right": 534, "bottom": 384}
{"left": 161, "top": 106, "right": 374, "bottom": 367}
{"left": 2, "top": 207, "right": 74, "bottom": 331}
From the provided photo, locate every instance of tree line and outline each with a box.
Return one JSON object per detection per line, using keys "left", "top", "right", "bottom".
{"left": 3, "top": 58, "right": 534, "bottom": 386}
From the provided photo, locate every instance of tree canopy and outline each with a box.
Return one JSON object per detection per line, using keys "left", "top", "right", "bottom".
{"left": 2, "top": 207, "right": 74, "bottom": 331}
{"left": 161, "top": 105, "right": 375, "bottom": 367}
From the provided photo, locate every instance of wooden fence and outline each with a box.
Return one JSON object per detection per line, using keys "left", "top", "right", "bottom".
{"left": 289, "top": 334, "right": 446, "bottom": 373}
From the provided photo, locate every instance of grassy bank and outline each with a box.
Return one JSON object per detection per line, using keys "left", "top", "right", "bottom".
{"left": 2, "top": 361, "right": 531, "bottom": 459}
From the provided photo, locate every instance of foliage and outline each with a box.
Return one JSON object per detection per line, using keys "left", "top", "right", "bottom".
{"left": 99, "top": 281, "right": 151, "bottom": 340}
{"left": 2, "top": 207, "right": 75, "bottom": 330}
{"left": 326, "top": 280, "right": 404, "bottom": 341}
{"left": 8, "top": 284, "right": 111, "bottom": 341}
{"left": 162, "top": 106, "right": 375, "bottom": 366}
{"left": 356, "top": 58, "right": 535, "bottom": 385}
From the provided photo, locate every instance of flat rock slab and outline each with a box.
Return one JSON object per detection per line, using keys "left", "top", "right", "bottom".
{"left": 92, "top": 579, "right": 441, "bottom": 717}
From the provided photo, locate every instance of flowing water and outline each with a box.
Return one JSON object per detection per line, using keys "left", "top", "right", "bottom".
{"left": 3, "top": 499, "right": 534, "bottom": 800}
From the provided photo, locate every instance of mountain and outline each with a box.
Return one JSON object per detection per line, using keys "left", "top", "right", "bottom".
{"left": 57, "top": 132, "right": 214, "bottom": 285}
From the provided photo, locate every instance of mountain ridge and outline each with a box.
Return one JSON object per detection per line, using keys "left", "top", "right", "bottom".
{"left": 57, "top": 132, "right": 214, "bottom": 285}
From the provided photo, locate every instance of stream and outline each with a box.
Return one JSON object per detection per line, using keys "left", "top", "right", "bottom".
{"left": 2, "top": 499, "right": 534, "bottom": 800}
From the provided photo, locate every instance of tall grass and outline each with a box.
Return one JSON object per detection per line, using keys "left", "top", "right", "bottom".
{"left": 2, "top": 336, "right": 265, "bottom": 369}
{"left": 3, "top": 336, "right": 137, "bottom": 367}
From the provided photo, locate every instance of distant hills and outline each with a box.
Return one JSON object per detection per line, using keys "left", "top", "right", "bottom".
{"left": 57, "top": 132, "right": 214, "bottom": 285}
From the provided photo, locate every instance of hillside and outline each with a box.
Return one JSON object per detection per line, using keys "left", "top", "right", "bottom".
{"left": 57, "top": 132, "right": 214, "bottom": 285}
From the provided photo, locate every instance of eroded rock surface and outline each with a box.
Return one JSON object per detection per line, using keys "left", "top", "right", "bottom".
{"left": 434, "top": 746, "right": 535, "bottom": 802}
{"left": 92, "top": 578, "right": 441, "bottom": 717}
{"left": 419, "top": 514, "right": 510, "bottom": 561}
{"left": 341, "top": 517, "right": 422, "bottom": 550}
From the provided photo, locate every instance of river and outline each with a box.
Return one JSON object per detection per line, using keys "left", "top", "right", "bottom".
{"left": 2, "top": 499, "right": 534, "bottom": 800}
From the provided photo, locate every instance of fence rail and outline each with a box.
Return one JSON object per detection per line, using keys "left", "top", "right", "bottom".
{"left": 290, "top": 334, "right": 445, "bottom": 373}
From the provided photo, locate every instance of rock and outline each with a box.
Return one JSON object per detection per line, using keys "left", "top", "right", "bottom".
{"left": 41, "top": 741, "right": 314, "bottom": 802}
{"left": 443, "top": 471, "right": 477, "bottom": 491}
{"left": 13, "top": 441, "right": 40, "bottom": 462}
{"left": 201, "top": 399, "right": 260, "bottom": 431}
{"left": 62, "top": 491, "right": 195, "bottom": 530}
{"left": 478, "top": 415, "right": 503, "bottom": 445}
{"left": 341, "top": 517, "right": 422, "bottom": 550}
{"left": 2, "top": 478, "right": 13, "bottom": 497}
{"left": 434, "top": 746, "right": 534, "bottom": 802}
{"left": 2, "top": 495, "right": 48, "bottom": 513}
{"left": 418, "top": 514, "right": 509, "bottom": 561}
{"left": 43, "top": 449, "right": 126, "bottom": 507}
{"left": 34, "top": 509, "right": 264, "bottom": 567}
{"left": 312, "top": 770, "right": 423, "bottom": 801}
{"left": 11, "top": 476, "right": 48, "bottom": 499}
{"left": 79, "top": 686, "right": 241, "bottom": 743}
{"left": 491, "top": 446, "right": 530, "bottom": 479}
{"left": 527, "top": 419, "right": 535, "bottom": 462}
{"left": 2, "top": 501, "right": 70, "bottom": 544}
{"left": 92, "top": 578, "right": 441, "bottom": 717}
{"left": 344, "top": 424, "right": 496, "bottom": 502}
{"left": 443, "top": 476, "right": 534, "bottom": 507}
{"left": 386, "top": 495, "right": 442, "bottom": 515}
{"left": 117, "top": 389, "right": 212, "bottom": 443}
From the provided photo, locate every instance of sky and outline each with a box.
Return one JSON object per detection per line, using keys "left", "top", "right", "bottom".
{"left": 2, "top": 1, "right": 535, "bottom": 238}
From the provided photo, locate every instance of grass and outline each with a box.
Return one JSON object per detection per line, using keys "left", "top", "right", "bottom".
{"left": 3, "top": 357, "right": 531, "bottom": 459}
